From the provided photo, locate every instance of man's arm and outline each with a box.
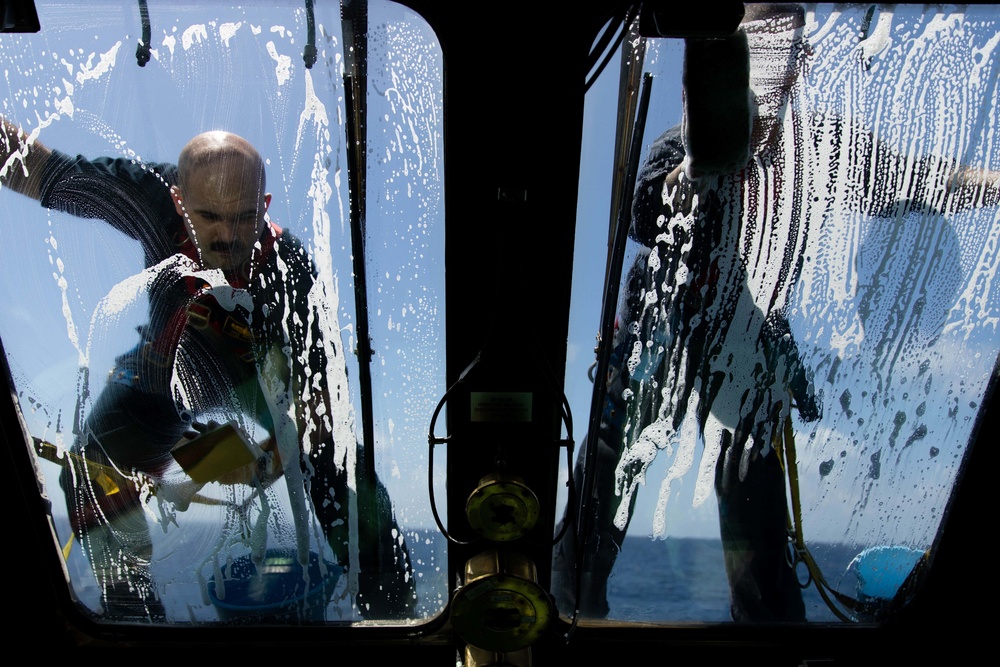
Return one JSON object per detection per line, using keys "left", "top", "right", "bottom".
{"left": 1, "top": 118, "right": 52, "bottom": 200}
{"left": 2, "top": 120, "right": 180, "bottom": 249}
{"left": 848, "top": 124, "right": 1000, "bottom": 216}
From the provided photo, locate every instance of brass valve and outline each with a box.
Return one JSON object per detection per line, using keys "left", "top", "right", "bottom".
{"left": 465, "top": 472, "right": 540, "bottom": 542}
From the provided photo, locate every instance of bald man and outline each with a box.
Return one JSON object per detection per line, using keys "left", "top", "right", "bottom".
{"left": 0, "top": 121, "right": 415, "bottom": 622}
{"left": 172, "top": 132, "right": 272, "bottom": 273}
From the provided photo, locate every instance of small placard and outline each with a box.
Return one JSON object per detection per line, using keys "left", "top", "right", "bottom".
{"left": 471, "top": 392, "right": 533, "bottom": 423}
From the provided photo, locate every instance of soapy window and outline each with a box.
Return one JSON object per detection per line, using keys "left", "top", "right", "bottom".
{"left": 561, "top": 4, "right": 1000, "bottom": 623}
{"left": 0, "top": 0, "right": 445, "bottom": 624}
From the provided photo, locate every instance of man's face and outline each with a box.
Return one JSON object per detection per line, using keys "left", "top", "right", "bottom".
{"left": 171, "top": 165, "right": 271, "bottom": 271}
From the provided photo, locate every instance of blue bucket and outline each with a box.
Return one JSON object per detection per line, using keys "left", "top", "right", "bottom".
{"left": 207, "top": 549, "right": 342, "bottom": 623}
{"left": 848, "top": 545, "right": 926, "bottom": 602}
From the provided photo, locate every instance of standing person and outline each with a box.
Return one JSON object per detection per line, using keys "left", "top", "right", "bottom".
{"left": 559, "top": 4, "right": 1000, "bottom": 622}
{"left": 0, "top": 121, "right": 415, "bottom": 621}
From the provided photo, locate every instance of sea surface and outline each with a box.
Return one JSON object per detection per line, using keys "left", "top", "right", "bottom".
{"left": 65, "top": 524, "right": 862, "bottom": 624}
{"left": 605, "top": 536, "right": 857, "bottom": 622}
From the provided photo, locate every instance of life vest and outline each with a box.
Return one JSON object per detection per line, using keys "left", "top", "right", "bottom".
{"left": 140, "top": 222, "right": 283, "bottom": 371}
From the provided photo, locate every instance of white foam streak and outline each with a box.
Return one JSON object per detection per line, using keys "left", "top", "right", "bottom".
{"left": 75, "top": 41, "right": 121, "bottom": 84}
{"left": 181, "top": 25, "right": 209, "bottom": 51}
{"left": 293, "top": 64, "right": 360, "bottom": 604}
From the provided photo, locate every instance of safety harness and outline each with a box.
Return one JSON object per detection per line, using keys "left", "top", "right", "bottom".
{"left": 140, "top": 222, "right": 283, "bottom": 371}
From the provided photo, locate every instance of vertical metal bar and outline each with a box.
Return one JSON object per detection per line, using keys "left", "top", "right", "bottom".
{"left": 605, "top": 17, "right": 646, "bottom": 264}
{"left": 576, "top": 72, "right": 653, "bottom": 583}
{"left": 340, "top": 0, "right": 374, "bottom": 488}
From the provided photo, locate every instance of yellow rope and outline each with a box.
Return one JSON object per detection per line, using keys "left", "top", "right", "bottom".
{"left": 779, "top": 409, "right": 865, "bottom": 622}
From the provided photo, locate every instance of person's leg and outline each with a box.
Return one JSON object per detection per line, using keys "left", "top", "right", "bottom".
{"left": 60, "top": 439, "right": 165, "bottom": 621}
{"left": 61, "top": 377, "right": 185, "bottom": 621}
{"left": 715, "top": 430, "right": 805, "bottom": 622}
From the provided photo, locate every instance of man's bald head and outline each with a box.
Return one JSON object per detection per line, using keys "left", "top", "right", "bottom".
{"left": 170, "top": 131, "right": 272, "bottom": 272}
{"left": 177, "top": 131, "right": 266, "bottom": 193}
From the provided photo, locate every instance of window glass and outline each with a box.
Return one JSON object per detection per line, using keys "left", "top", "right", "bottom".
{"left": 562, "top": 4, "right": 1000, "bottom": 623}
{"left": 364, "top": 4, "right": 448, "bottom": 613}
{"left": 0, "top": 0, "right": 445, "bottom": 624}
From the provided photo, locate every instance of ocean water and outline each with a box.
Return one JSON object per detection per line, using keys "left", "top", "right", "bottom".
{"left": 606, "top": 536, "right": 859, "bottom": 623}
{"left": 63, "top": 520, "right": 859, "bottom": 624}
{"left": 606, "top": 537, "right": 733, "bottom": 622}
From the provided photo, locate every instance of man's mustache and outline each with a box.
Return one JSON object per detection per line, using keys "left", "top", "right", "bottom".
{"left": 208, "top": 241, "right": 246, "bottom": 254}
